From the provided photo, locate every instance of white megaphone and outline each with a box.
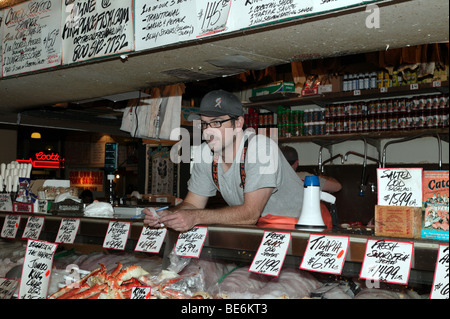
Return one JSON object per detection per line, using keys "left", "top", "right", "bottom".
{"left": 296, "top": 176, "right": 336, "bottom": 231}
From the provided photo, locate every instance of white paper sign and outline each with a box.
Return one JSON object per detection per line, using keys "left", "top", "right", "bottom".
{"left": 360, "top": 239, "right": 414, "bottom": 285}
{"left": 22, "top": 216, "right": 45, "bottom": 240}
{"left": 174, "top": 226, "right": 208, "bottom": 258}
{"left": 0, "top": 194, "right": 13, "bottom": 212}
{"left": 300, "top": 234, "right": 349, "bottom": 275}
{"left": 430, "top": 245, "right": 449, "bottom": 299}
{"left": 1, "top": 0, "right": 62, "bottom": 76}
{"left": 18, "top": 239, "right": 58, "bottom": 299}
{"left": 0, "top": 277, "right": 19, "bottom": 299}
{"left": 135, "top": 227, "right": 167, "bottom": 253}
{"left": 61, "top": 0, "right": 134, "bottom": 64}
{"left": 131, "top": 286, "right": 152, "bottom": 299}
{"left": 103, "top": 221, "right": 131, "bottom": 250}
{"left": 55, "top": 218, "right": 80, "bottom": 244}
{"left": 1, "top": 215, "right": 21, "bottom": 238}
{"left": 377, "top": 168, "right": 423, "bottom": 207}
{"left": 249, "top": 231, "right": 291, "bottom": 277}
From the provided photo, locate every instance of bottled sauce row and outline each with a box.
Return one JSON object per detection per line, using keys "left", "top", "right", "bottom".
{"left": 245, "top": 93, "right": 449, "bottom": 138}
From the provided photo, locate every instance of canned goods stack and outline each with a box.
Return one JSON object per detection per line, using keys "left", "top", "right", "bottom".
{"left": 303, "top": 108, "right": 326, "bottom": 136}
{"left": 324, "top": 93, "right": 449, "bottom": 134}
{"left": 244, "top": 108, "right": 277, "bottom": 136}
{"left": 277, "top": 107, "right": 305, "bottom": 138}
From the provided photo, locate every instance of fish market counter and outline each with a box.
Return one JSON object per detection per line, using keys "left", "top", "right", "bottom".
{"left": 0, "top": 211, "right": 442, "bottom": 290}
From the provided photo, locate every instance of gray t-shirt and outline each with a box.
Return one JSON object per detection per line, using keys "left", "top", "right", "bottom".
{"left": 187, "top": 132, "right": 304, "bottom": 218}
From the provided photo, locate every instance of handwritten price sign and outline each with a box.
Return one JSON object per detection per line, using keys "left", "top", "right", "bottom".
{"left": 135, "top": 227, "right": 167, "bottom": 253}
{"left": 131, "top": 286, "right": 152, "bottom": 299}
{"left": 18, "top": 239, "right": 58, "bottom": 299}
{"left": 430, "top": 245, "right": 449, "bottom": 299}
{"left": 22, "top": 216, "right": 45, "bottom": 240}
{"left": 0, "top": 278, "right": 19, "bottom": 299}
{"left": 175, "top": 226, "right": 208, "bottom": 258}
{"left": 55, "top": 218, "right": 80, "bottom": 244}
{"left": 377, "top": 168, "right": 422, "bottom": 207}
{"left": 300, "top": 234, "right": 349, "bottom": 275}
{"left": 1, "top": 215, "right": 21, "bottom": 239}
{"left": 103, "top": 221, "right": 131, "bottom": 250}
{"left": 360, "top": 239, "right": 414, "bottom": 285}
{"left": 249, "top": 231, "right": 291, "bottom": 277}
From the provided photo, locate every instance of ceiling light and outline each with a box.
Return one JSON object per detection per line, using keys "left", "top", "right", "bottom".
{"left": 31, "top": 132, "right": 41, "bottom": 139}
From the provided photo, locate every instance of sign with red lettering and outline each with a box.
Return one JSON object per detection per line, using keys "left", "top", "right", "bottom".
{"left": 69, "top": 170, "right": 104, "bottom": 192}
{"left": 17, "top": 152, "right": 65, "bottom": 169}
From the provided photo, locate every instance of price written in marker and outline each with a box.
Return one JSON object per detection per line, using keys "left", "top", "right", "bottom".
{"left": 22, "top": 216, "right": 45, "bottom": 240}
{"left": 430, "top": 245, "right": 449, "bottom": 299}
{"left": 1, "top": 215, "right": 21, "bottom": 239}
{"left": 103, "top": 221, "right": 131, "bottom": 250}
{"left": 135, "top": 227, "right": 167, "bottom": 253}
{"left": 18, "top": 239, "right": 58, "bottom": 299}
{"left": 300, "top": 234, "right": 349, "bottom": 275}
{"left": 360, "top": 239, "right": 414, "bottom": 285}
{"left": 249, "top": 231, "right": 291, "bottom": 277}
{"left": 131, "top": 286, "right": 152, "bottom": 299}
{"left": 55, "top": 218, "right": 81, "bottom": 244}
{"left": 175, "top": 226, "right": 208, "bottom": 258}
{"left": 377, "top": 168, "right": 423, "bottom": 207}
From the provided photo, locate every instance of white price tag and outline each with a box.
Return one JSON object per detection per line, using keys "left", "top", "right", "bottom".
{"left": 22, "top": 216, "right": 45, "bottom": 240}
{"left": 410, "top": 83, "right": 419, "bottom": 90}
{"left": 1, "top": 215, "right": 21, "bottom": 239}
{"left": 103, "top": 221, "right": 131, "bottom": 250}
{"left": 18, "top": 239, "right": 58, "bottom": 299}
{"left": 430, "top": 245, "right": 449, "bottom": 299}
{"left": 175, "top": 226, "right": 208, "bottom": 258}
{"left": 249, "top": 231, "right": 291, "bottom": 277}
{"left": 0, "top": 278, "right": 19, "bottom": 299}
{"left": 360, "top": 239, "right": 414, "bottom": 285}
{"left": 55, "top": 218, "right": 80, "bottom": 244}
{"left": 300, "top": 234, "right": 349, "bottom": 275}
{"left": 135, "top": 227, "right": 167, "bottom": 253}
{"left": 131, "top": 286, "right": 152, "bottom": 299}
{"left": 377, "top": 168, "right": 423, "bottom": 207}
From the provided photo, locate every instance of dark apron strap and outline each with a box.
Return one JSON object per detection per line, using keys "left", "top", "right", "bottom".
{"left": 212, "top": 139, "right": 249, "bottom": 191}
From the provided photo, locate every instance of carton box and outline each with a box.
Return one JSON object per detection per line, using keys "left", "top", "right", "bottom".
{"left": 142, "top": 194, "right": 175, "bottom": 206}
{"left": 421, "top": 170, "right": 449, "bottom": 241}
{"left": 252, "top": 81, "right": 295, "bottom": 97}
{"left": 375, "top": 205, "right": 422, "bottom": 238}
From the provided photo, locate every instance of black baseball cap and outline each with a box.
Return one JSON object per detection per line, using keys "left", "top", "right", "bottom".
{"left": 188, "top": 90, "right": 244, "bottom": 121}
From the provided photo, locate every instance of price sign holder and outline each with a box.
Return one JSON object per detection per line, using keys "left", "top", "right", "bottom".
{"left": 18, "top": 239, "right": 58, "bottom": 299}
{"left": 103, "top": 221, "right": 131, "bottom": 250}
{"left": 22, "top": 216, "right": 45, "bottom": 240}
{"left": 299, "top": 234, "right": 349, "bottom": 275}
{"left": 135, "top": 227, "right": 167, "bottom": 253}
{"left": 174, "top": 226, "right": 208, "bottom": 258}
{"left": 377, "top": 168, "right": 423, "bottom": 207}
{"left": 430, "top": 245, "right": 449, "bottom": 299}
{"left": 360, "top": 239, "right": 414, "bottom": 285}
{"left": 249, "top": 231, "right": 291, "bottom": 277}
{"left": 1, "top": 215, "right": 21, "bottom": 239}
{"left": 55, "top": 218, "right": 81, "bottom": 244}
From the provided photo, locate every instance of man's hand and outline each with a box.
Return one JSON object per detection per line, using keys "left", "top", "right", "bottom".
{"left": 143, "top": 207, "right": 169, "bottom": 227}
{"left": 159, "top": 209, "right": 198, "bottom": 232}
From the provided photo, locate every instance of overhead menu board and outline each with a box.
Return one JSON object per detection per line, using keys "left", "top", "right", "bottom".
{"left": 1, "top": 0, "right": 62, "bottom": 77}
{"left": 61, "top": 0, "right": 134, "bottom": 64}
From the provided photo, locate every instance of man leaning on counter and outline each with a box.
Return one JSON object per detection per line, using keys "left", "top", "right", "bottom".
{"left": 143, "top": 90, "right": 305, "bottom": 232}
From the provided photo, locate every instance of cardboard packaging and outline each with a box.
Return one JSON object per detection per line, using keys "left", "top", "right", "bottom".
{"left": 252, "top": 81, "right": 295, "bottom": 97}
{"left": 143, "top": 194, "right": 176, "bottom": 206}
{"left": 375, "top": 205, "right": 422, "bottom": 238}
{"left": 421, "top": 170, "right": 449, "bottom": 241}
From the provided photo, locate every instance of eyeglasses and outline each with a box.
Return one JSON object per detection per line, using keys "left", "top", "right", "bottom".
{"left": 197, "top": 118, "right": 236, "bottom": 130}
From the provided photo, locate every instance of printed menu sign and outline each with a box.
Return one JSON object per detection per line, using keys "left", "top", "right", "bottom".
{"left": 249, "top": 231, "right": 290, "bottom": 277}
{"left": 1, "top": 0, "right": 62, "bottom": 76}
{"left": 1, "top": 215, "right": 20, "bottom": 238}
{"left": 103, "top": 221, "right": 130, "bottom": 250}
{"left": 18, "top": 239, "right": 58, "bottom": 299}
{"left": 174, "top": 226, "right": 208, "bottom": 258}
{"left": 61, "top": 0, "right": 134, "bottom": 64}
{"left": 55, "top": 218, "right": 80, "bottom": 244}
{"left": 135, "top": 227, "right": 167, "bottom": 253}
{"left": 360, "top": 239, "right": 414, "bottom": 285}
{"left": 430, "top": 245, "right": 449, "bottom": 299}
{"left": 377, "top": 168, "right": 423, "bottom": 207}
{"left": 22, "top": 216, "right": 44, "bottom": 240}
{"left": 300, "top": 234, "right": 349, "bottom": 275}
